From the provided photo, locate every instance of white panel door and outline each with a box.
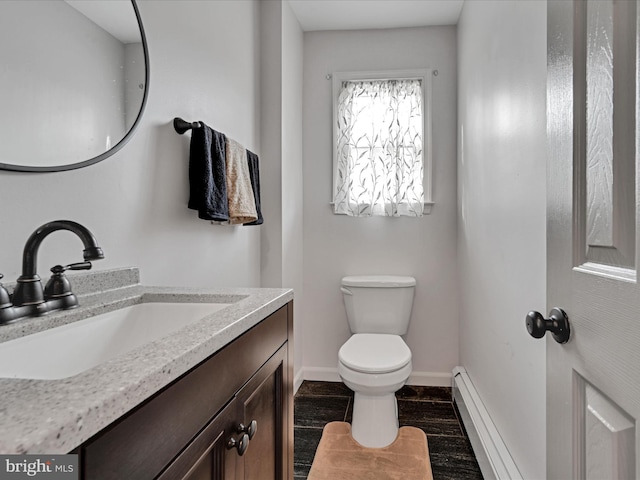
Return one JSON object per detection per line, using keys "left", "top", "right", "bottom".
{"left": 547, "top": 0, "right": 640, "bottom": 479}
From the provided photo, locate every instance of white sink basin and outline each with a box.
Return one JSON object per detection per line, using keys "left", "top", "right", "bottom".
{"left": 0, "top": 302, "right": 230, "bottom": 380}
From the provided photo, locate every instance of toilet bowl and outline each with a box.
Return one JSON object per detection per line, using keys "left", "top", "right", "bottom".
{"left": 338, "top": 275, "right": 416, "bottom": 448}
{"left": 339, "top": 333, "right": 412, "bottom": 447}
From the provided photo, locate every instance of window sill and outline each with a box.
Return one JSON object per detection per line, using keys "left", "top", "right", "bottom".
{"left": 329, "top": 202, "right": 434, "bottom": 215}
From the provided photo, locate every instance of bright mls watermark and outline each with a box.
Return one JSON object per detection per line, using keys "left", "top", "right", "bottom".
{"left": 0, "top": 455, "right": 77, "bottom": 479}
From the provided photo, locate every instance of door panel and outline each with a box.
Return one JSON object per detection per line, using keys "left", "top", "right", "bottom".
{"left": 574, "top": 374, "right": 636, "bottom": 480}
{"left": 157, "top": 400, "right": 237, "bottom": 480}
{"left": 235, "top": 345, "right": 286, "bottom": 480}
{"left": 242, "top": 372, "right": 277, "bottom": 479}
{"left": 574, "top": 0, "right": 637, "bottom": 275}
{"left": 547, "top": 0, "right": 640, "bottom": 478}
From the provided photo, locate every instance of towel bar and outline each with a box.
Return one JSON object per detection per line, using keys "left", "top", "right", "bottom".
{"left": 173, "top": 117, "right": 202, "bottom": 134}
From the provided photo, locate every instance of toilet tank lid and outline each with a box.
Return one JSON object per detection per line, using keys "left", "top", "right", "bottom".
{"left": 341, "top": 275, "right": 416, "bottom": 287}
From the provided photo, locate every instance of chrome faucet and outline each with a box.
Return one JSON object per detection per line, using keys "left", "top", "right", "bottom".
{"left": 0, "top": 220, "right": 104, "bottom": 325}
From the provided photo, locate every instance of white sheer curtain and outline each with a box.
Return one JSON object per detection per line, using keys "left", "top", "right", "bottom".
{"left": 334, "top": 79, "right": 424, "bottom": 217}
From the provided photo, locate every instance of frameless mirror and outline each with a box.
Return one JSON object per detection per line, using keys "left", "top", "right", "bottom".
{"left": 0, "top": 0, "right": 149, "bottom": 172}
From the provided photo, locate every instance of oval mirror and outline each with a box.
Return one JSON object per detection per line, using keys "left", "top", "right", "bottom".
{"left": 0, "top": 0, "right": 149, "bottom": 172}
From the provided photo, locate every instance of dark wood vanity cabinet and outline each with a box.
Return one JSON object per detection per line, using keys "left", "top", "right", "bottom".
{"left": 79, "top": 302, "right": 293, "bottom": 480}
{"left": 160, "top": 346, "right": 286, "bottom": 480}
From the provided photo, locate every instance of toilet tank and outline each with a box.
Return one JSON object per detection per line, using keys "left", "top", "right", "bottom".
{"left": 341, "top": 275, "right": 416, "bottom": 335}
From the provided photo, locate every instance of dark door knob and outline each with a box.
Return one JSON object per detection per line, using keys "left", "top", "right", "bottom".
{"left": 526, "top": 308, "right": 570, "bottom": 344}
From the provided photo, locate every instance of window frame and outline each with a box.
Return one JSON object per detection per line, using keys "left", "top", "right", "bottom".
{"left": 331, "top": 68, "right": 434, "bottom": 215}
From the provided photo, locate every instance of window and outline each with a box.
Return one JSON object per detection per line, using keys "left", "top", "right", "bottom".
{"left": 332, "top": 69, "right": 433, "bottom": 217}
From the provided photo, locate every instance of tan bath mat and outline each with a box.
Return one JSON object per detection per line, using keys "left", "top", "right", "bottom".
{"left": 307, "top": 421, "right": 433, "bottom": 480}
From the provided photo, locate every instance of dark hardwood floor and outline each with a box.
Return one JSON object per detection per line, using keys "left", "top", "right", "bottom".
{"left": 294, "top": 381, "right": 484, "bottom": 480}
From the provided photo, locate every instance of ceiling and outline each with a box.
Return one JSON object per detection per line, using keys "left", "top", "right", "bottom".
{"left": 288, "top": 0, "right": 464, "bottom": 32}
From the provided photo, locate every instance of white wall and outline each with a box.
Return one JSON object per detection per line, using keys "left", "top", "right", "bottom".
{"left": 0, "top": 0, "right": 262, "bottom": 289}
{"left": 259, "top": 0, "right": 304, "bottom": 378}
{"left": 457, "top": 1, "right": 547, "bottom": 478}
{"left": 302, "top": 27, "right": 458, "bottom": 385}
{"left": 281, "top": 2, "right": 305, "bottom": 379}
{"left": 260, "top": 0, "right": 284, "bottom": 288}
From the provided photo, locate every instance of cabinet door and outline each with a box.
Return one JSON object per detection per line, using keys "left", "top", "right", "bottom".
{"left": 236, "top": 345, "right": 287, "bottom": 480}
{"left": 159, "top": 344, "right": 288, "bottom": 480}
{"left": 157, "top": 400, "right": 238, "bottom": 480}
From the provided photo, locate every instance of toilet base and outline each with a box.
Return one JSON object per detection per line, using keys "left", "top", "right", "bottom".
{"left": 351, "top": 392, "right": 399, "bottom": 448}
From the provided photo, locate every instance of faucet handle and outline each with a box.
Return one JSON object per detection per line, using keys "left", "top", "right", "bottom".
{"left": 0, "top": 274, "right": 12, "bottom": 309}
{"left": 44, "top": 262, "right": 92, "bottom": 300}
{"left": 50, "top": 261, "right": 92, "bottom": 274}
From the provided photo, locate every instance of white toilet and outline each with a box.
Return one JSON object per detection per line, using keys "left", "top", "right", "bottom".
{"left": 338, "top": 275, "right": 415, "bottom": 448}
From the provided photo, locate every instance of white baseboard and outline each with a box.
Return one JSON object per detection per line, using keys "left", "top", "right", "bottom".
{"left": 452, "top": 367, "right": 522, "bottom": 480}
{"left": 408, "top": 370, "right": 452, "bottom": 387}
{"left": 296, "top": 366, "right": 452, "bottom": 388}
{"left": 299, "top": 366, "right": 341, "bottom": 383}
{"left": 293, "top": 369, "right": 305, "bottom": 394}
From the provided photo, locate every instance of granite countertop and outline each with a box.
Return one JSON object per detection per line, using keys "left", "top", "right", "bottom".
{"left": 0, "top": 268, "right": 293, "bottom": 454}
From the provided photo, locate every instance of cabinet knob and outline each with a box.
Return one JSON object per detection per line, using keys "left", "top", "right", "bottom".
{"left": 227, "top": 433, "right": 249, "bottom": 456}
{"left": 237, "top": 420, "right": 258, "bottom": 440}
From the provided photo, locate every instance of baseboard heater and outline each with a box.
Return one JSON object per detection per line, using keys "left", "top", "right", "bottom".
{"left": 452, "top": 367, "right": 523, "bottom": 480}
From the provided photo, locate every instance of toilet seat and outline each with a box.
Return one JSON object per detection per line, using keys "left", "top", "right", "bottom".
{"left": 339, "top": 333, "right": 411, "bottom": 374}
